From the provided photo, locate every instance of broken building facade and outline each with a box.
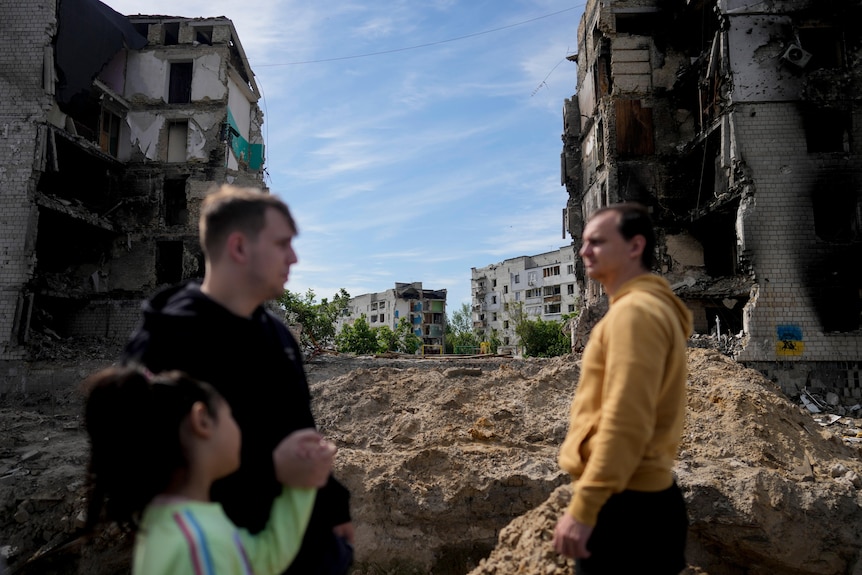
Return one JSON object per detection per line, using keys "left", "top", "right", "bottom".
{"left": 471, "top": 246, "right": 579, "bottom": 355}
{"left": 0, "top": 0, "right": 265, "bottom": 373}
{"left": 336, "top": 283, "right": 448, "bottom": 350}
{"left": 562, "top": 0, "right": 862, "bottom": 397}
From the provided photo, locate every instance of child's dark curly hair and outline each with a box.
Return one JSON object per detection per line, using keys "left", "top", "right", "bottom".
{"left": 82, "top": 366, "right": 223, "bottom": 531}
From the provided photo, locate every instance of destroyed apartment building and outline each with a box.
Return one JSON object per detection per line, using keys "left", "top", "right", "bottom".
{"left": 0, "top": 0, "right": 266, "bottom": 377}
{"left": 561, "top": 0, "right": 862, "bottom": 397}
{"left": 336, "top": 283, "right": 448, "bottom": 351}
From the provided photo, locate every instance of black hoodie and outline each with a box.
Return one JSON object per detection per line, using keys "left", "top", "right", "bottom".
{"left": 121, "top": 281, "right": 351, "bottom": 572}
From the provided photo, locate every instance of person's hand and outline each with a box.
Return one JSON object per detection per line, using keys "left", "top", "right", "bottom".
{"left": 553, "top": 513, "right": 593, "bottom": 559}
{"left": 333, "top": 521, "right": 355, "bottom": 545}
{"left": 273, "top": 428, "right": 336, "bottom": 488}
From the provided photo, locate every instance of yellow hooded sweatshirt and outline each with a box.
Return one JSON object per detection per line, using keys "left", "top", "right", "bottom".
{"left": 558, "top": 274, "right": 693, "bottom": 526}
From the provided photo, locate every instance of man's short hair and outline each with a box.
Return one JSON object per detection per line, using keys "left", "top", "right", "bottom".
{"left": 589, "top": 202, "right": 656, "bottom": 270}
{"left": 199, "top": 184, "right": 296, "bottom": 261}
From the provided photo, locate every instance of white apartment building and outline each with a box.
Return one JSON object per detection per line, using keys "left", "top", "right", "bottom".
{"left": 336, "top": 282, "right": 447, "bottom": 349}
{"left": 471, "top": 245, "right": 579, "bottom": 353}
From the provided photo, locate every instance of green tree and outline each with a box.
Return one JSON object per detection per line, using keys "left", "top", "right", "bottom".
{"left": 487, "top": 329, "right": 502, "bottom": 354}
{"left": 394, "top": 317, "right": 422, "bottom": 353}
{"left": 278, "top": 288, "right": 350, "bottom": 350}
{"left": 515, "top": 317, "right": 570, "bottom": 358}
{"left": 377, "top": 318, "right": 422, "bottom": 353}
{"left": 335, "top": 314, "right": 379, "bottom": 354}
{"left": 376, "top": 325, "right": 398, "bottom": 352}
{"left": 445, "top": 302, "right": 480, "bottom": 354}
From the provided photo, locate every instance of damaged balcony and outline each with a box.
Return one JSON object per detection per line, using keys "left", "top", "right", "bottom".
{"left": 562, "top": 0, "right": 861, "bottom": 386}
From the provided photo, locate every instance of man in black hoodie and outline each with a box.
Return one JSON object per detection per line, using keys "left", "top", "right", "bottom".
{"left": 122, "top": 184, "right": 353, "bottom": 575}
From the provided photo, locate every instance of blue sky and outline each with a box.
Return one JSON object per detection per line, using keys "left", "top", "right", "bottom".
{"left": 102, "top": 1, "right": 584, "bottom": 313}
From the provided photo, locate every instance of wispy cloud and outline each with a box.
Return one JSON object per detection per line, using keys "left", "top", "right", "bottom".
{"left": 101, "top": 0, "right": 584, "bottom": 310}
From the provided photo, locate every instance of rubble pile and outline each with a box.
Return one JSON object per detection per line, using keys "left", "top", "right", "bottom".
{"left": 1, "top": 349, "right": 861, "bottom": 574}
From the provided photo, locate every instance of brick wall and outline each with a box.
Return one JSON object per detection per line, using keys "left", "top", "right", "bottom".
{"left": 747, "top": 361, "right": 862, "bottom": 402}
{"left": 733, "top": 102, "right": 861, "bottom": 364}
{"left": 64, "top": 299, "right": 144, "bottom": 341}
{"left": 0, "top": 3, "right": 55, "bottom": 360}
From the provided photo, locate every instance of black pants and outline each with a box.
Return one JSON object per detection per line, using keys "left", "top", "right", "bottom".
{"left": 575, "top": 482, "right": 688, "bottom": 575}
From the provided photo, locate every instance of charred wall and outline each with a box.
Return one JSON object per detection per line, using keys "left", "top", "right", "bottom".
{"left": 0, "top": 4, "right": 267, "bottom": 370}
{"left": 563, "top": 0, "right": 862, "bottom": 398}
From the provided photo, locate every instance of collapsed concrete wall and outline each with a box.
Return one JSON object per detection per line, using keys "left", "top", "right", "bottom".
{"left": 0, "top": 1, "right": 268, "bottom": 387}
{"left": 562, "top": 0, "right": 862, "bottom": 400}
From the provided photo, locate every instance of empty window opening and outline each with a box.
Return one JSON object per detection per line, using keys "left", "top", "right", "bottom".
{"left": 817, "top": 286, "right": 861, "bottom": 332}
{"left": 544, "top": 285, "right": 562, "bottom": 296}
{"left": 593, "top": 38, "right": 612, "bottom": 99}
{"left": 132, "top": 23, "right": 149, "bottom": 38}
{"left": 688, "top": 130, "right": 724, "bottom": 212}
{"left": 35, "top": 210, "right": 111, "bottom": 274}
{"left": 156, "top": 241, "right": 184, "bottom": 285}
{"left": 164, "top": 177, "right": 188, "bottom": 226}
{"left": 543, "top": 265, "right": 560, "bottom": 277}
{"left": 804, "top": 108, "right": 850, "bottom": 153}
{"left": 567, "top": 284, "right": 575, "bottom": 295}
{"left": 167, "top": 121, "right": 188, "bottom": 162}
{"left": 99, "top": 110, "right": 121, "bottom": 157}
{"left": 690, "top": 208, "right": 737, "bottom": 277}
{"left": 807, "top": 250, "right": 861, "bottom": 332}
{"left": 195, "top": 26, "right": 214, "bottom": 45}
{"left": 168, "top": 62, "right": 193, "bottom": 103}
{"left": 545, "top": 303, "right": 562, "bottom": 314}
{"left": 615, "top": 12, "right": 662, "bottom": 35}
{"left": 798, "top": 26, "right": 844, "bottom": 70}
{"left": 164, "top": 22, "right": 180, "bottom": 46}
{"left": 811, "top": 172, "right": 860, "bottom": 242}
{"left": 14, "top": 292, "right": 34, "bottom": 344}
{"left": 705, "top": 303, "right": 745, "bottom": 336}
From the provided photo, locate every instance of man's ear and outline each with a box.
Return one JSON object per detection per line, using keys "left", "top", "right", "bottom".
{"left": 225, "top": 231, "right": 248, "bottom": 264}
{"left": 187, "top": 402, "right": 214, "bottom": 439}
{"left": 628, "top": 234, "right": 646, "bottom": 261}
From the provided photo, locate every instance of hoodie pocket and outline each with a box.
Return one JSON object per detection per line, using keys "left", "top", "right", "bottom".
{"left": 560, "top": 412, "right": 601, "bottom": 472}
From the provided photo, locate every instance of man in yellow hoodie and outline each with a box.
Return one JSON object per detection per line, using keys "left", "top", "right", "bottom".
{"left": 553, "top": 203, "right": 693, "bottom": 574}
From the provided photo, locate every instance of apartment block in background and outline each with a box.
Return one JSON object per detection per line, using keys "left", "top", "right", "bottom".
{"left": 562, "top": 0, "right": 862, "bottom": 397}
{"left": 471, "top": 246, "right": 578, "bottom": 354}
{"left": 337, "top": 282, "right": 448, "bottom": 350}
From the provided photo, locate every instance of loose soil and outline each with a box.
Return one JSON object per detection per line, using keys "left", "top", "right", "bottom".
{"left": 1, "top": 348, "right": 861, "bottom": 574}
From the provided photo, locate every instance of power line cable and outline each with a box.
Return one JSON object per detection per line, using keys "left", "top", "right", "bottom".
{"left": 254, "top": 5, "right": 583, "bottom": 67}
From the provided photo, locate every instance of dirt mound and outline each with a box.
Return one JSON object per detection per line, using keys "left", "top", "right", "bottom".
{"left": 469, "top": 350, "right": 862, "bottom": 575}
{"left": 1, "top": 350, "right": 861, "bottom": 574}
{"left": 307, "top": 355, "right": 577, "bottom": 573}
